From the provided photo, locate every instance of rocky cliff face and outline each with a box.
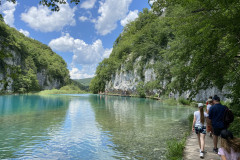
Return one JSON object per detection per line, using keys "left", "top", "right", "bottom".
{"left": 105, "top": 58, "right": 229, "bottom": 102}
{"left": 0, "top": 46, "right": 62, "bottom": 93}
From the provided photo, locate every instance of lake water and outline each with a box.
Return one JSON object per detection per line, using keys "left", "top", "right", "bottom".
{"left": 0, "top": 94, "right": 194, "bottom": 159}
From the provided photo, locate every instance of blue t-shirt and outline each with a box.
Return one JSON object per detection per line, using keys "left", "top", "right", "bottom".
{"left": 208, "top": 103, "right": 226, "bottom": 128}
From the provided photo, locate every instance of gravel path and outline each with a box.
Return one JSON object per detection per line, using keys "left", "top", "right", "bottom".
{"left": 184, "top": 132, "right": 220, "bottom": 160}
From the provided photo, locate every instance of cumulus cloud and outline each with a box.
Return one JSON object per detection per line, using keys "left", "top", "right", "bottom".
{"left": 95, "top": 0, "right": 133, "bottom": 35}
{"left": 149, "top": 0, "right": 157, "bottom": 5}
{"left": 19, "top": 29, "right": 30, "bottom": 37}
{"left": 70, "top": 67, "right": 94, "bottom": 79}
{"left": 79, "top": 16, "right": 88, "bottom": 22}
{"left": 120, "top": 10, "right": 138, "bottom": 26}
{"left": 0, "top": 1, "right": 17, "bottom": 27}
{"left": 49, "top": 33, "right": 112, "bottom": 79}
{"left": 21, "top": 3, "right": 76, "bottom": 32}
{"left": 80, "top": 0, "right": 97, "bottom": 9}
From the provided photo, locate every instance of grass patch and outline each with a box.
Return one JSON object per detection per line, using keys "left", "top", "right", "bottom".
{"left": 162, "top": 98, "right": 178, "bottom": 105}
{"left": 166, "top": 137, "right": 186, "bottom": 160}
{"left": 165, "top": 114, "right": 193, "bottom": 160}
{"left": 36, "top": 85, "right": 88, "bottom": 95}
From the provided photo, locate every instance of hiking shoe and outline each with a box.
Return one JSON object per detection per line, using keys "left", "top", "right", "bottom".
{"left": 213, "top": 148, "right": 218, "bottom": 154}
{"left": 200, "top": 152, "right": 204, "bottom": 159}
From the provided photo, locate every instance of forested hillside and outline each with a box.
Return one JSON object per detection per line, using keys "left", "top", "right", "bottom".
{"left": 90, "top": 1, "right": 240, "bottom": 109}
{"left": 0, "top": 15, "right": 70, "bottom": 93}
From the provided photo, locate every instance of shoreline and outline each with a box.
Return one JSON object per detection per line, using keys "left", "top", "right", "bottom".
{"left": 99, "top": 92, "right": 162, "bottom": 101}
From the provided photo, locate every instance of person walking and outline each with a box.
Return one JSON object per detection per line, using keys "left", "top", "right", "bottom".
{"left": 218, "top": 129, "right": 240, "bottom": 160}
{"left": 208, "top": 95, "right": 226, "bottom": 154}
{"left": 206, "top": 99, "right": 213, "bottom": 137}
{"left": 192, "top": 103, "right": 208, "bottom": 158}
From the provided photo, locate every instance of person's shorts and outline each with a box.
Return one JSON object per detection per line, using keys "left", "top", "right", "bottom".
{"left": 195, "top": 126, "right": 206, "bottom": 134}
{"left": 213, "top": 128, "right": 225, "bottom": 136}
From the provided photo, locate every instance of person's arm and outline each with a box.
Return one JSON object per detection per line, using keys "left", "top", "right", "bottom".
{"left": 221, "top": 155, "right": 227, "bottom": 160}
{"left": 192, "top": 114, "right": 196, "bottom": 132}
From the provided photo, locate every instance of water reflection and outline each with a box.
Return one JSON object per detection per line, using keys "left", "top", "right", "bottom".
{"left": 89, "top": 95, "right": 193, "bottom": 159}
{"left": 0, "top": 94, "right": 193, "bottom": 159}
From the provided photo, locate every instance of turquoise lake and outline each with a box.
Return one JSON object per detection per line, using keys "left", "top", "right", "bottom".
{"left": 0, "top": 94, "right": 194, "bottom": 159}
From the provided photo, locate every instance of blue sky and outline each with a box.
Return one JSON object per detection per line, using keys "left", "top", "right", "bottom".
{"left": 0, "top": 0, "right": 151, "bottom": 79}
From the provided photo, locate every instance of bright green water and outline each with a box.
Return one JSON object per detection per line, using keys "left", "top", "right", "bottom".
{"left": 0, "top": 94, "right": 194, "bottom": 159}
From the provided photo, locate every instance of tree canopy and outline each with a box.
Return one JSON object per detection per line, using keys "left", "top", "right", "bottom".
{"left": 1, "top": 0, "right": 80, "bottom": 11}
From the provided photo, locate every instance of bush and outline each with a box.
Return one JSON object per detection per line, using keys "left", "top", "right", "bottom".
{"left": 166, "top": 138, "right": 186, "bottom": 160}
{"left": 178, "top": 97, "right": 191, "bottom": 105}
{"left": 136, "top": 81, "right": 146, "bottom": 98}
{"left": 229, "top": 117, "right": 240, "bottom": 138}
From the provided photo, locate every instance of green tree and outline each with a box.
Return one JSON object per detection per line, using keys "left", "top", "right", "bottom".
{"left": 1, "top": 0, "right": 80, "bottom": 11}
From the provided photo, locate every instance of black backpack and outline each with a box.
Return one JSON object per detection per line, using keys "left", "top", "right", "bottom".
{"left": 223, "top": 106, "right": 234, "bottom": 127}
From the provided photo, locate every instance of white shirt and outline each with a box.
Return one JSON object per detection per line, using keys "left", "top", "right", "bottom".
{"left": 207, "top": 104, "right": 212, "bottom": 111}
{"left": 194, "top": 111, "right": 208, "bottom": 127}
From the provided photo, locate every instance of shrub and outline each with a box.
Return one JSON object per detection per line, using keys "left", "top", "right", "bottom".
{"left": 136, "top": 81, "right": 146, "bottom": 98}
{"left": 166, "top": 138, "right": 186, "bottom": 160}
{"left": 178, "top": 97, "right": 191, "bottom": 105}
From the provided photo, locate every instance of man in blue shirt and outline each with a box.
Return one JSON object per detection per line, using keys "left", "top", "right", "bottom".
{"left": 208, "top": 95, "right": 226, "bottom": 153}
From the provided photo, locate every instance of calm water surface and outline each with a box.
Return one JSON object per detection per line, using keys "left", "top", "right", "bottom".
{"left": 0, "top": 94, "right": 194, "bottom": 159}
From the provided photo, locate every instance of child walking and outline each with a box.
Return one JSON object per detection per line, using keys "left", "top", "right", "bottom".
{"left": 192, "top": 103, "right": 208, "bottom": 158}
{"left": 218, "top": 129, "right": 240, "bottom": 160}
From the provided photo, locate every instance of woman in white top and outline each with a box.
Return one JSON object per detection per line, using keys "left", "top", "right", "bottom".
{"left": 192, "top": 103, "right": 208, "bottom": 159}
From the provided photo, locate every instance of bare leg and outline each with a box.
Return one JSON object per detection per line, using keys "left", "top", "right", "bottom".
{"left": 197, "top": 133, "right": 201, "bottom": 149}
{"left": 213, "top": 135, "right": 218, "bottom": 149}
{"left": 200, "top": 133, "right": 206, "bottom": 152}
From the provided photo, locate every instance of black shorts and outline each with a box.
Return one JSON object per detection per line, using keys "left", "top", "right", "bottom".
{"left": 195, "top": 126, "right": 206, "bottom": 134}
{"left": 213, "top": 128, "right": 225, "bottom": 136}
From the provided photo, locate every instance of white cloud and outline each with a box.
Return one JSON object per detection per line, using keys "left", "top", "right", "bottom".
{"left": 95, "top": 0, "right": 133, "bottom": 35}
{"left": 19, "top": 29, "right": 30, "bottom": 37}
{"left": 80, "top": 0, "right": 97, "bottom": 9}
{"left": 21, "top": 3, "right": 76, "bottom": 32}
{"left": 70, "top": 67, "right": 94, "bottom": 79}
{"left": 149, "top": 0, "right": 157, "bottom": 5}
{"left": 120, "top": 10, "right": 138, "bottom": 27}
{"left": 49, "top": 33, "right": 112, "bottom": 79}
{"left": 0, "top": 1, "right": 17, "bottom": 27}
{"left": 79, "top": 16, "right": 88, "bottom": 22}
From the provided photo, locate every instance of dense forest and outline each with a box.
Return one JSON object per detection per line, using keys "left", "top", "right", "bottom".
{"left": 0, "top": 14, "right": 70, "bottom": 93}
{"left": 90, "top": 1, "right": 240, "bottom": 111}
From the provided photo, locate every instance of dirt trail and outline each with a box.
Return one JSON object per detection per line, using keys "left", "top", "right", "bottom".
{"left": 184, "top": 133, "right": 220, "bottom": 160}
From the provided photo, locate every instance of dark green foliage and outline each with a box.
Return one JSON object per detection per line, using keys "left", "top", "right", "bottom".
{"left": 136, "top": 81, "right": 146, "bottom": 98}
{"left": 1, "top": 0, "right": 80, "bottom": 11}
{"left": 229, "top": 117, "right": 240, "bottom": 138}
{"left": 0, "top": 19, "right": 70, "bottom": 93}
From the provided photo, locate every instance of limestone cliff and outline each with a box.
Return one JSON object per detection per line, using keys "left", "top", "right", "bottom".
{"left": 105, "top": 58, "right": 229, "bottom": 102}
{"left": 0, "top": 18, "right": 69, "bottom": 93}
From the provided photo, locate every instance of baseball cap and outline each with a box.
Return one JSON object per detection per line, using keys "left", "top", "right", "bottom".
{"left": 198, "top": 103, "right": 204, "bottom": 107}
